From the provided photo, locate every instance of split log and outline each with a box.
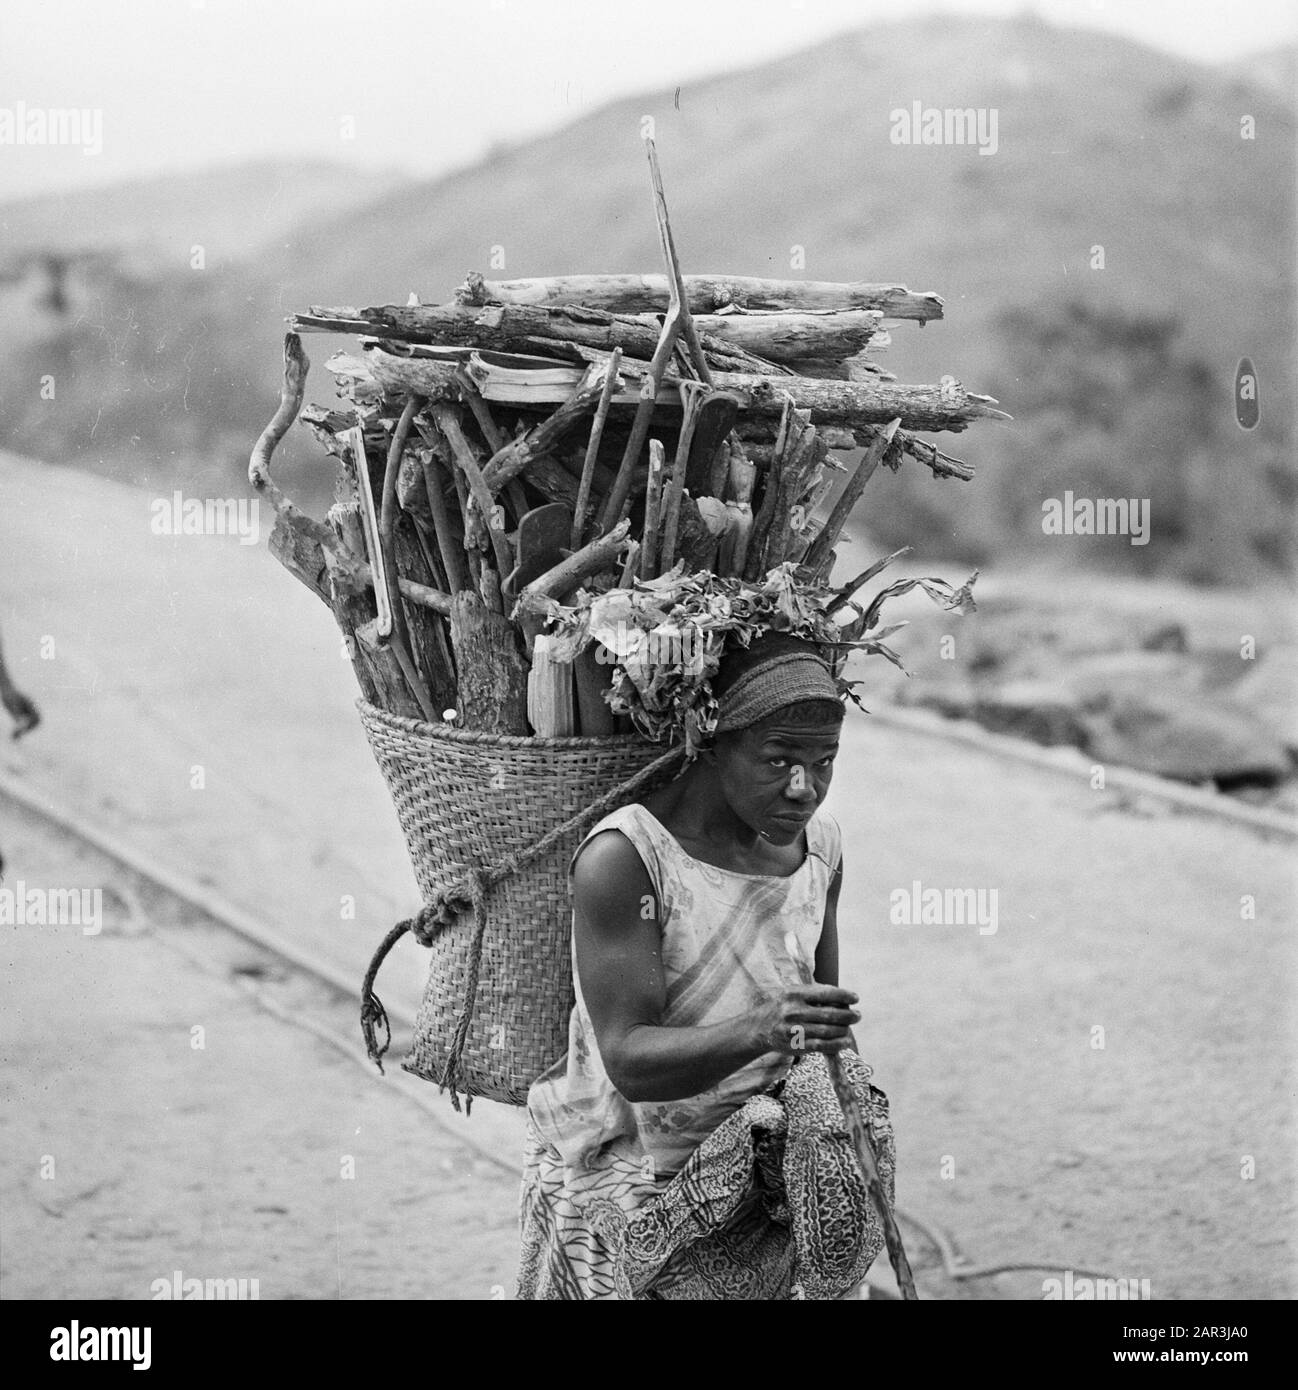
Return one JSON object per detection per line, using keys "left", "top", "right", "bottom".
{"left": 297, "top": 301, "right": 779, "bottom": 376}
{"left": 573, "top": 647, "right": 615, "bottom": 735}
{"left": 325, "top": 456, "right": 422, "bottom": 719}
{"left": 527, "top": 634, "right": 576, "bottom": 738}
{"left": 697, "top": 370, "right": 1005, "bottom": 434}
{"left": 448, "top": 591, "right": 530, "bottom": 735}
{"left": 746, "top": 406, "right": 823, "bottom": 578}
{"left": 455, "top": 271, "right": 946, "bottom": 321}
{"left": 476, "top": 366, "right": 605, "bottom": 490}
{"left": 801, "top": 419, "right": 902, "bottom": 579}
{"left": 674, "top": 496, "right": 732, "bottom": 573}
{"left": 267, "top": 508, "right": 329, "bottom": 603}
{"left": 531, "top": 343, "right": 1006, "bottom": 433}
{"left": 688, "top": 309, "right": 885, "bottom": 366}
{"left": 364, "top": 348, "right": 461, "bottom": 401}
{"left": 392, "top": 513, "right": 458, "bottom": 713}
{"left": 717, "top": 448, "right": 756, "bottom": 577}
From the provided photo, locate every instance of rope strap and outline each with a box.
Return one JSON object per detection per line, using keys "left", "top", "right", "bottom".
{"left": 360, "top": 742, "right": 687, "bottom": 1108}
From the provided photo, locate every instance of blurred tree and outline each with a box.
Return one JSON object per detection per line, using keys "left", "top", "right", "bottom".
{"left": 983, "top": 297, "right": 1294, "bottom": 584}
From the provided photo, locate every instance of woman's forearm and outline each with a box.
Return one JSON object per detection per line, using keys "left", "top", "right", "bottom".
{"left": 603, "top": 1014, "right": 769, "bottom": 1103}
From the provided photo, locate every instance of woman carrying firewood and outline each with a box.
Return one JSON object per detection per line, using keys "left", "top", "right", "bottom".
{"left": 518, "top": 630, "right": 894, "bottom": 1300}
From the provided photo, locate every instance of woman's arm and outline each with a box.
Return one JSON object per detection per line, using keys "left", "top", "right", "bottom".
{"left": 573, "top": 831, "right": 859, "bottom": 1103}
{"left": 814, "top": 862, "right": 843, "bottom": 986}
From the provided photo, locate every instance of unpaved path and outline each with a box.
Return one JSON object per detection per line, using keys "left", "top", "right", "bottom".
{"left": 0, "top": 807, "right": 520, "bottom": 1300}
{"left": 2, "top": 452, "right": 1293, "bottom": 1299}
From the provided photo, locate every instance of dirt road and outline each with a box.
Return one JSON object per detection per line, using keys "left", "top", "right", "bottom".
{"left": 2, "top": 452, "right": 1294, "bottom": 1298}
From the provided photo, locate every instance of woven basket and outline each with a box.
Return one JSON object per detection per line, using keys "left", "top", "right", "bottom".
{"left": 357, "top": 699, "right": 681, "bottom": 1106}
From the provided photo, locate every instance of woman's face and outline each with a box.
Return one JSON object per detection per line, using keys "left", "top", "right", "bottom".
{"left": 711, "top": 715, "right": 841, "bottom": 843}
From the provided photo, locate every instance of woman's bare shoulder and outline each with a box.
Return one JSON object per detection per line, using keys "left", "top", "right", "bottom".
{"left": 573, "top": 825, "right": 652, "bottom": 890}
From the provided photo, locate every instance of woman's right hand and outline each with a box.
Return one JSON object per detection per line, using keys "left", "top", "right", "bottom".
{"left": 752, "top": 984, "right": 860, "bottom": 1056}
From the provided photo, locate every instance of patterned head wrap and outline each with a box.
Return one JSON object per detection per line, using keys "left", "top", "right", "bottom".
{"left": 712, "top": 631, "right": 843, "bottom": 734}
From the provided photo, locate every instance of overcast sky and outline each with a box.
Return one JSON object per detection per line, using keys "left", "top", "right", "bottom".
{"left": 0, "top": 0, "right": 1293, "bottom": 202}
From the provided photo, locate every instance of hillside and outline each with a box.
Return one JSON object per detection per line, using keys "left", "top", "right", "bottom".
{"left": 0, "top": 14, "right": 1292, "bottom": 579}
{"left": 0, "top": 158, "right": 403, "bottom": 267}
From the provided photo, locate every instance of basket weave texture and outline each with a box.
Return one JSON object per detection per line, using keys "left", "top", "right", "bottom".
{"left": 357, "top": 699, "right": 677, "bottom": 1105}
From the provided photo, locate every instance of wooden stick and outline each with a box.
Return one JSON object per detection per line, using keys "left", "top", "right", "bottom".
{"left": 599, "top": 305, "right": 682, "bottom": 531}
{"left": 639, "top": 439, "right": 667, "bottom": 580}
{"left": 454, "top": 270, "right": 945, "bottom": 320}
{"left": 479, "top": 564, "right": 503, "bottom": 613}
{"left": 456, "top": 368, "right": 508, "bottom": 450}
{"left": 572, "top": 347, "right": 622, "bottom": 549}
{"left": 801, "top": 418, "right": 902, "bottom": 579}
{"left": 390, "top": 571, "right": 452, "bottom": 615}
{"left": 479, "top": 366, "right": 604, "bottom": 489}
{"left": 392, "top": 513, "right": 457, "bottom": 713}
{"left": 518, "top": 519, "right": 631, "bottom": 607}
{"left": 377, "top": 403, "right": 437, "bottom": 721}
{"left": 430, "top": 403, "right": 515, "bottom": 595}
{"left": 618, "top": 540, "right": 640, "bottom": 589}
{"left": 783, "top": 931, "right": 918, "bottom": 1301}
{"left": 249, "top": 331, "right": 309, "bottom": 495}
{"left": 414, "top": 415, "right": 483, "bottom": 563}
{"left": 645, "top": 139, "right": 712, "bottom": 387}
{"left": 247, "top": 331, "right": 348, "bottom": 571}
{"left": 454, "top": 376, "right": 532, "bottom": 525}
{"left": 658, "top": 381, "right": 705, "bottom": 575}
{"left": 324, "top": 441, "right": 422, "bottom": 718}
{"left": 418, "top": 448, "right": 472, "bottom": 594}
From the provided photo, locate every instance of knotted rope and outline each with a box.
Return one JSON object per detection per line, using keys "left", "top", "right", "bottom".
{"left": 360, "top": 742, "right": 687, "bottom": 1111}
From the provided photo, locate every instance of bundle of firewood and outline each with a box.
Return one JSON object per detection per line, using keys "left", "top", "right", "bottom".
{"left": 250, "top": 142, "right": 1006, "bottom": 738}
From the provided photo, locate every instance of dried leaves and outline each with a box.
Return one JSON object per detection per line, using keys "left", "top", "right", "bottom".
{"left": 536, "top": 555, "right": 978, "bottom": 754}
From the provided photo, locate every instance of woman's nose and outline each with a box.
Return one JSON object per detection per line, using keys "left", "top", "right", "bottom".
{"left": 785, "top": 768, "right": 816, "bottom": 802}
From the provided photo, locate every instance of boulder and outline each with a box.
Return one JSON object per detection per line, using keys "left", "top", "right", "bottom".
{"left": 1059, "top": 649, "right": 1242, "bottom": 705}
{"left": 973, "top": 679, "right": 1088, "bottom": 747}
{"left": 1230, "top": 646, "right": 1298, "bottom": 755}
{"left": 1082, "top": 689, "right": 1292, "bottom": 784}
{"left": 893, "top": 678, "right": 979, "bottom": 719}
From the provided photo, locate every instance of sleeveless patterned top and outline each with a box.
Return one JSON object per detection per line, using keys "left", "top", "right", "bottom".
{"left": 526, "top": 801, "right": 843, "bottom": 1175}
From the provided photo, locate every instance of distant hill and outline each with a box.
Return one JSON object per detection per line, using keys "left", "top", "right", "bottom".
{"left": 0, "top": 158, "right": 403, "bottom": 268}
{"left": 0, "top": 14, "right": 1292, "bottom": 580}
{"left": 1228, "top": 43, "right": 1297, "bottom": 109}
